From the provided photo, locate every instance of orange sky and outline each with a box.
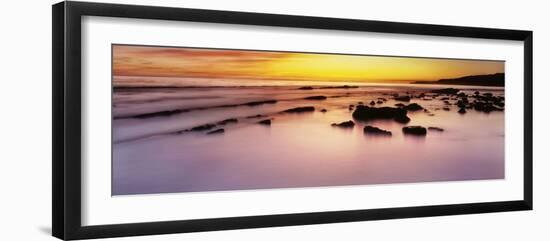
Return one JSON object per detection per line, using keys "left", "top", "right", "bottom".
{"left": 113, "top": 45, "right": 504, "bottom": 84}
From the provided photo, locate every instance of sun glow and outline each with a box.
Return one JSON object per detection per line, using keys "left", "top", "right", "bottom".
{"left": 113, "top": 45, "right": 504, "bottom": 84}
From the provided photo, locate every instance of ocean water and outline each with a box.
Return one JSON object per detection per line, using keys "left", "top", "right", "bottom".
{"left": 112, "top": 82, "right": 504, "bottom": 195}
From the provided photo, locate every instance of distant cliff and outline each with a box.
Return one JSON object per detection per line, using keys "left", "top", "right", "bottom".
{"left": 413, "top": 73, "right": 504, "bottom": 87}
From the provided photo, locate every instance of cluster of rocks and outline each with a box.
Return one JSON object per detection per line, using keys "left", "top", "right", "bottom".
{"left": 330, "top": 120, "right": 392, "bottom": 136}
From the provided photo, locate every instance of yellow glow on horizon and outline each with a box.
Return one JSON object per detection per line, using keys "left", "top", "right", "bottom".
{"left": 113, "top": 45, "right": 504, "bottom": 84}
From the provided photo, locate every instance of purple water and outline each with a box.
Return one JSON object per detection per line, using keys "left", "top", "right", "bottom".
{"left": 112, "top": 82, "right": 504, "bottom": 195}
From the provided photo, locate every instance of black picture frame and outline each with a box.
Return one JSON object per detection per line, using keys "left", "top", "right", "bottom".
{"left": 52, "top": 1, "right": 533, "bottom": 240}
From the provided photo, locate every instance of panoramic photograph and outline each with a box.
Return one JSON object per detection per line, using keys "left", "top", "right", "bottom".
{"left": 112, "top": 44, "right": 505, "bottom": 196}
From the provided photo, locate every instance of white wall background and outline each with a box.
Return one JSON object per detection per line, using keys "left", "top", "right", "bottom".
{"left": 0, "top": 0, "right": 547, "bottom": 240}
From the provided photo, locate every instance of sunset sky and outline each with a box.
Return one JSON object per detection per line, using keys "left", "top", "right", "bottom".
{"left": 113, "top": 45, "right": 504, "bottom": 85}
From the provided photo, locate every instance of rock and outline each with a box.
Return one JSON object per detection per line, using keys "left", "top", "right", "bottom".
{"left": 363, "top": 125, "right": 392, "bottom": 136}
{"left": 483, "top": 92, "right": 493, "bottom": 97}
{"left": 304, "top": 95, "right": 327, "bottom": 100}
{"left": 394, "top": 103, "right": 405, "bottom": 107}
{"left": 358, "top": 101, "right": 364, "bottom": 105}
{"left": 298, "top": 86, "right": 314, "bottom": 90}
{"left": 394, "top": 115, "right": 411, "bottom": 123}
{"left": 246, "top": 114, "right": 267, "bottom": 119}
{"left": 281, "top": 106, "right": 315, "bottom": 113}
{"left": 376, "top": 100, "right": 383, "bottom": 104}
{"left": 320, "top": 109, "right": 328, "bottom": 113}
{"left": 394, "top": 96, "right": 411, "bottom": 102}
{"left": 244, "top": 100, "right": 277, "bottom": 106}
{"left": 378, "top": 98, "right": 387, "bottom": 101}
{"left": 457, "top": 92, "right": 467, "bottom": 98}
{"left": 456, "top": 100, "right": 466, "bottom": 108}
{"left": 206, "top": 129, "right": 224, "bottom": 135}
{"left": 473, "top": 102, "right": 502, "bottom": 113}
{"left": 352, "top": 105, "right": 410, "bottom": 124}
{"left": 258, "top": 119, "right": 271, "bottom": 125}
{"left": 443, "top": 107, "right": 451, "bottom": 111}
{"left": 217, "top": 118, "right": 238, "bottom": 125}
{"left": 331, "top": 120, "right": 355, "bottom": 128}
{"left": 458, "top": 108, "right": 466, "bottom": 114}
{"left": 428, "top": 127, "right": 444, "bottom": 132}
{"left": 370, "top": 101, "right": 376, "bottom": 105}
{"left": 474, "top": 91, "right": 480, "bottom": 95}
{"left": 189, "top": 123, "right": 216, "bottom": 132}
{"left": 402, "top": 103, "right": 424, "bottom": 111}
{"left": 432, "top": 88, "right": 460, "bottom": 95}
{"left": 402, "top": 126, "right": 427, "bottom": 136}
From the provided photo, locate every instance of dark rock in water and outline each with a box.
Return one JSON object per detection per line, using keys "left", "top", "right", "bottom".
{"left": 358, "top": 101, "right": 364, "bottom": 105}
{"left": 378, "top": 98, "right": 388, "bottom": 101}
{"left": 206, "top": 128, "right": 224, "bottom": 135}
{"left": 473, "top": 102, "right": 503, "bottom": 113}
{"left": 258, "top": 119, "right": 271, "bottom": 125}
{"left": 189, "top": 123, "right": 216, "bottom": 132}
{"left": 394, "top": 115, "right": 411, "bottom": 123}
{"left": 427, "top": 113, "right": 435, "bottom": 116}
{"left": 394, "top": 96, "right": 411, "bottom": 102}
{"left": 320, "top": 109, "right": 328, "bottom": 113}
{"left": 304, "top": 95, "right": 327, "bottom": 100}
{"left": 483, "top": 92, "right": 493, "bottom": 97}
{"left": 428, "top": 127, "right": 444, "bottom": 132}
{"left": 394, "top": 103, "right": 405, "bottom": 107}
{"left": 456, "top": 100, "right": 466, "bottom": 108}
{"left": 474, "top": 91, "right": 480, "bottom": 95}
{"left": 246, "top": 114, "right": 267, "bottom": 119}
{"left": 331, "top": 120, "right": 355, "bottom": 128}
{"left": 349, "top": 104, "right": 355, "bottom": 107}
{"left": 352, "top": 105, "right": 410, "bottom": 124}
{"left": 458, "top": 108, "right": 466, "bottom": 114}
{"left": 370, "top": 101, "right": 376, "bottom": 105}
{"left": 402, "top": 103, "right": 424, "bottom": 111}
{"left": 134, "top": 109, "right": 184, "bottom": 119}
{"left": 457, "top": 92, "right": 467, "bottom": 98}
{"left": 298, "top": 86, "right": 314, "bottom": 90}
{"left": 402, "top": 126, "right": 427, "bottom": 136}
{"left": 363, "top": 125, "right": 392, "bottom": 136}
{"left": 443, "top": 107, "right": 451, "bottom": 111}
{"left": 217, "top": 118, "right": 238, "bottom": 125}
{"left": 244, "top": 100, "right": 277, "bottom": 106}
{"left": 376, "top": 100, "right": 383, "bottom": 104}
{"left": 444, "top": 100, "right": 450, "bottom": 105}
{"left": 432, "top": 88, "right": 460, "bottom": 95}
{"left": 282, "top": 106, "right": 315, "bottom": 113}
{"left": 440, "top": 97, "right": 449, "bottom": 100}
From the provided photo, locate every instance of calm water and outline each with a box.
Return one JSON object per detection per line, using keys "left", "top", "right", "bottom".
{"left": 112, "top": 82, "right": 504, "bottom": 195}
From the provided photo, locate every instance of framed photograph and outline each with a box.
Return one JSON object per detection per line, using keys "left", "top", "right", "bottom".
{"left": 52, "top": 1, "right": 533, "bottom": 240}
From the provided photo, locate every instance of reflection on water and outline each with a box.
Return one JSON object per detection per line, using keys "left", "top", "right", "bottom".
{"left": 112, "top": 83, "right": 504, "bottom": 195}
